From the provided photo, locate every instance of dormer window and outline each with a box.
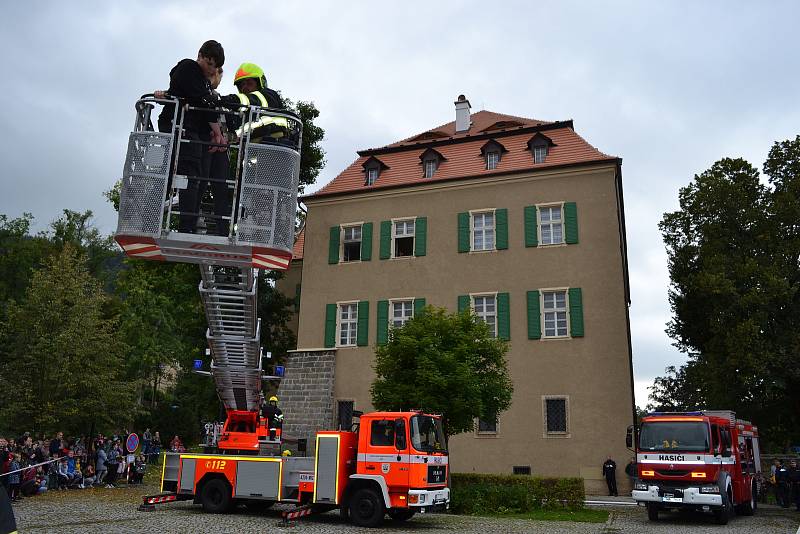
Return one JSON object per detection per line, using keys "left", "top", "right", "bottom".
{"left": 361, "top": 156, "right": 389, "bottom": 186}
{"left": 526, "top": 133, "right": 556, "bottom": 164}
{"left": 480, "top": 139, "right": 507, "bottom": 171}
{"left": 419, "top": 148, "right": 446, "bottom": 178}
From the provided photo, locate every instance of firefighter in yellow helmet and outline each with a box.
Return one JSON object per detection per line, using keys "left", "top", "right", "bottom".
{"left": 261, "top": 395, "right": 284, "bottom": 440}
{"left": 219, "top": 63, "right": 290, "bottom": 142}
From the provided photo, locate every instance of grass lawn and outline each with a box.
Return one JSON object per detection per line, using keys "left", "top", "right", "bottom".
{"left": 477, "top": 508, "right": 609, "bottom": 523}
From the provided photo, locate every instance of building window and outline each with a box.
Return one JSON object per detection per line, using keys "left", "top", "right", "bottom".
{"left": 477, "top": 411, "right": 497, "bottom": 434}
{"left": 486, "top": 151, "right": 499, "bottom": 170}
{"left": 472, "top": 211, "right": 495, "bottom": 251}
{"left": 338, "top": 302, "right": 358, "bottom": 346}
{"left": 539, "top": 205, "right": 563, "bottom": 245}
{"left": 533, "top": 144, "right": 548, "bottom": 164}
{"left": 542, "top": 290, "right": 568, "bottom": 337}
{"left": 544, "top": 397, "right": 569, "bottom": 435}
{"left": 473, "top": 294, "right": 497, "bottom": 337}
{"left": 366, "top": 168, "right": 378, "bottom": 186}
{"left": 393, "top": 219, "right": 415, "bottom": 257}
{"left": 391, "top": 300, "right": 414, "bottom": 328}
{"left": 341, "top": 225, "right": 362, "bottom": 262}
{"left": 337, "top": 400, "right": 354, "bottom": 431}
{"left": 424, "top": 159, "right": 436, "bottom": 178}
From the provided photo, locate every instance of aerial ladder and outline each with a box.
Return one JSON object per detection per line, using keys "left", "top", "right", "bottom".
{"left": 114, "top": 94, "right": 303, "bottom": 452}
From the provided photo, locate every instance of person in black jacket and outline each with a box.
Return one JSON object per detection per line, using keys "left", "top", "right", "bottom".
{"left": 776, "top": 459, "right": 790, "bottom": 507}
{"left": 602, "top": 455, "right": 618, "bottom": 496}
{"left": 789, "top": 459, "right": 800, "bottom": 511}
{"left": 157, "top": 40, "right": 226, "bottom": 234}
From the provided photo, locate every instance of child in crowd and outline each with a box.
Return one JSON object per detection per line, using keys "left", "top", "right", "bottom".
{"left": 8, "top": 453, "right": 21, "bottom": 501}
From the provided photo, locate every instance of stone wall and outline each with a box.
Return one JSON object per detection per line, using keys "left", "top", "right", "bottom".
{"left": 276, "top": 349, "right": 336, "bottom": 454}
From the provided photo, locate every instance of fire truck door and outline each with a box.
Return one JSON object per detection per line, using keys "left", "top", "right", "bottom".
{"left": 364, "top": 419, "right": 408, "bottom": 490}
{"left": 392, "top": 418, "right": 410, "bottom": 489}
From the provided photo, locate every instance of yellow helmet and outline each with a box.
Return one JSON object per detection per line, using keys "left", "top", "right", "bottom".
{"left": 281, "top": 449, "right": 292, "bottom": 457}
{"left": 234, "top": 62, "right": 266, "bottom": 90}
{"left": 269, "top": 396, "right": 278, "bottom": 403}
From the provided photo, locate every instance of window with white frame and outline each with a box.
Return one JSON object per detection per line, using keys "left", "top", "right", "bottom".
{"left": 473, "top": 294, "right": 497, "bottom": 337}
{"left": 424, "top": 159, "right": 436, "bottom": 178}
{"left": 539, "top": 205, "right": 563, "bottom": 245}
{"left": 390, "top": 300, "right": 414, "bottom": 328}
{"left": 341, "top": 225, "right": 362, "bottom": 262}
{"left": 366, "top": 168, "right": 378, "bottom": 186}
{"left": 392, "top": 219, "right": 415, "bottom": 257}
{"left": 542, "top": 290, "right": 568, "bottom": 337}
{"left": 533, "top": 144, "right": 548, "bottom": 164}
{"left": 472, "top": 211, "right": 495, "bottom": 251}
{"left": 486, "top": 151, "right": 499, "bottom": 170}
{"left": 338, "top": 303, "right": 358, "bottom": 346}
{"left": 544, "top": 397, "right": 569, "bottom": 434}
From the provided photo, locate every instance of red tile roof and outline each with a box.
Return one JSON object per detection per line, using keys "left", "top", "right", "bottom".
{"left": 291, "top": 227, "right": 305, "bottom": 260}
{"left": 305, "top": 110, "right": 617, "bottom": 200}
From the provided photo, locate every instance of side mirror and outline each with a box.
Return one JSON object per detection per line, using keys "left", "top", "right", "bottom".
{"left": 625, "top": 425, "right": 634, "bottom": 449}
{"left": 394, "top": 419, "right": 406, "bottom": 450}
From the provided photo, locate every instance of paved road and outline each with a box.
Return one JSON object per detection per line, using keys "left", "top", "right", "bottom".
{"left": 11, "top": 486, "right": 800, "bottom": 533}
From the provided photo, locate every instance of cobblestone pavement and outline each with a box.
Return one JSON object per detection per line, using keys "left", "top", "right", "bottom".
{"left": 11, "top": 485, "right": 800, "bottom": 533}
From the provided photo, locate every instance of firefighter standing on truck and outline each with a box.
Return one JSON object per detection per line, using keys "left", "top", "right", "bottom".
{"left": 262, "top": 396, "right": 284, "bottom": 440}
{"left": 219, "top": 62, "right": 289, "bottom": 142}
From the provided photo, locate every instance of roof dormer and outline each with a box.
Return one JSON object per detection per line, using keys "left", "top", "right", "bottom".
{"left": 419, "top": 147, "right": 446, "bottom": 178}
{"left": 481, "top": 120, "right": 524, "bottom": 132}
{"left": 526, "top": 132, "right": 556, "bottom": 164}
{"left": 407, "top": 130, "right": 450, "bottom": 143}
{"left": 479, "top": 139, "right": 508, "bottom": 170}
{"left": 362, "top": 156, "right": 388, "bottom": 186}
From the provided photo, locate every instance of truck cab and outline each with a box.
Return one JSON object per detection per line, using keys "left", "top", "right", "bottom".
{"left": 630, "top": 411, "right": 759, "bottom": 525}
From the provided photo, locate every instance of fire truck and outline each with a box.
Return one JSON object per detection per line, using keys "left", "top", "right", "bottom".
{"left": 149, "top": 410, "right": 449, "bottom": 527}
{"left": 115, "top": 94, "right": 450, "bottom": 527}
{"left": 628, "top": 411, "right": 760, "bottom": 525}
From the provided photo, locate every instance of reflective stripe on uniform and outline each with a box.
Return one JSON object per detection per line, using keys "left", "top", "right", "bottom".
{"left": 251, "top": 91, "right": 268, "bottom": 107}
{"left": 236, "top": 93, "right": 250, "bottom": 106}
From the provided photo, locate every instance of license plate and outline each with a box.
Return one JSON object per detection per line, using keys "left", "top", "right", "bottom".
{"left": 662, "top": 496, "right": 682, "bottom": 503}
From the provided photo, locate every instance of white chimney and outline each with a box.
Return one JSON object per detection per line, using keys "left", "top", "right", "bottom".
{"left": 455, "top": 94, "right": 471, "bottom": 132}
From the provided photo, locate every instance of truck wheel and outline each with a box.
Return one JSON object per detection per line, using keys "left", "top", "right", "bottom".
{"left": 713, "top": 490, "right": 732, "bottom": 525}
{"left": 388, "top": 509, "right": 416, "bottom": 522}
{"left": 200, "top": 478, "right": 233, "bottom": 514}
{"left": 739, "top": 482, "right": 755, "bottom": 516}
{"left": 646, "top": 503, "right": 659, "bottom": 521}
{"left": 349, "top": 487, "right": 385, "bottom": 528}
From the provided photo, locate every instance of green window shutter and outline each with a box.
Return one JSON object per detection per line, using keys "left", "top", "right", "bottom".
{"left": 328, "top": 226, "right": 340, "bottom": 264}
{"left": 413, "top": 297, "right": 426, "bottom": 317}
{"left": 457, "top": 212, "right": 470, "bottom": 253}
{"left": 360, "top": 222, "right": 373, "bottom": 261}
{"left": 379, "top": 220, "right": 392, "bottom": 259}
{"left": 357, "top": 300, "right": 370, "bottom": 346}
{"left": 564, "top": 202, "right": 579, "bottom": 244}
{"left": 294, "top": 283, "right": 301, "bottom": 312}
{"left": 497, "top": 292, "right": 510, "bottom": 340}
{"left": 414, "top": 217, "right": 427, "bottom": 257}
{"left": 568, "top": 287, "right": 584, "bottom": 337}
{"left": 376, "top": 300, "right": 389, "bottom": 346}
{"left": 526, "top": 291, "right": 541, "bottom": 339}
{"left": 495, "top": 208, "right": 508, "bottom": 250}
{"left": 524, "top": 206, "right": 538, "bottom": 247}
{"left": 457, "top": 294, "right": 470, "bottom": 314}
{"left": 324, "top": 303, "right": 337, "bottom": 347}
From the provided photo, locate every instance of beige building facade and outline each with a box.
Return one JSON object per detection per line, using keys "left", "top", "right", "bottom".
{"left": 279, "top": 102, "right": 635, "bottom": 494}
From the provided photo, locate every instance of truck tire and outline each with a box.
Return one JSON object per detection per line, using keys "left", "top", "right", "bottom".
{"left": 646, "top": 503, "right": 659, "bottom": 521}
{"left": 349, "top": 487, "right": 385, "bottom": 528}
{"left": 739, "top": 481, "right": 756, "bottom": 516}
{"left": 388, "top": 508, "right": 415, "bottom": 522}
{"left": 200, "top": 478, "right": 233, "bottom": 514}
{"left": 713, "top": 489, "right": 732, "bottom": 525}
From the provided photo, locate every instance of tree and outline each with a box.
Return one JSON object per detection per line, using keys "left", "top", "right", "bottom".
{"left": 653, "top": 139, "right": 800, "bottom": 450}
{"left": 0, "top": 245, "right": 135, "bottom": 436}
{"left": 0, "top": 213, "right": 54, "bottom": 307}
{"left": 370, "top": 307, "right": 513, "bottom": 437}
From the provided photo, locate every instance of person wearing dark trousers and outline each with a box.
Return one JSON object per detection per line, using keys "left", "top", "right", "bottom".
{"left": 776, "top": 460, "right": 790, "bottom": 508}
{"left": 603, "top": 455, "right": 618, "bottom": 496}
{"left": 0, "top": 484, "right": 17, "bottom": 534}
{"left": 789, "top": 459, "right": 800, "bottom": 511}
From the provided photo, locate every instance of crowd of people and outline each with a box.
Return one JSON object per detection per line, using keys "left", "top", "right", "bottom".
{"left": 769, "top": 458, "right": 800, "bottom": 510}
{"left": 0, "top": 428, "right": 176, "bottom": 502}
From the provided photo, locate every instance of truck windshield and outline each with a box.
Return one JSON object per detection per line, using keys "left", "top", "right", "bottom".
{"left": 410, "top": 416, "right": 447, "bottom": 453}
{"left": 639, "top": 421, "right": 710, "bottom": 452}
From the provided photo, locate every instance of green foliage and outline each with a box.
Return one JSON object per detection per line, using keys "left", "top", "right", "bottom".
{"left": 0, "top": 213, "right": 54, "bottom": 306}
{"left": 370, "top": 306, "right": 513, "bottom": 437}
{"left": 0, "top": 245, "right": 135, "bottom": 436}
{"left": 653, "top": 137, "right": 800, "bottom": 450}
{"left": 281, "top": 98, "right": 325, "bottom": 194}
{"left": 450, "top": 473, "right": 584, "bottom": 514}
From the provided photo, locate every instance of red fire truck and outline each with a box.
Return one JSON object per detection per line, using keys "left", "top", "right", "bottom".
{"left": 628, "top": 411, "right": 760, "bottom": 524}
{"left": 145, "top": 410, "right": 450, "bottom": 527}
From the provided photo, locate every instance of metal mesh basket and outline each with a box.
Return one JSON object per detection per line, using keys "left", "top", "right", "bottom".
{"left": 117, "top": 132, "right": 173, "bottom": 235}
{"left": 236, "top": 143, "right": 300, "bottom": 248}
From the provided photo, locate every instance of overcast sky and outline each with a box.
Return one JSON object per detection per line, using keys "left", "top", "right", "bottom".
{"left": 2, "top": 1, "right": 798, "bottom": 407}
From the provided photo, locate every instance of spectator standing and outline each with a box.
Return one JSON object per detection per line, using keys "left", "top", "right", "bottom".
{"left": 95, "top": 441, "right": 108, "bottom": 487}
{"left": 48, "top": 432, "right": 63, "bottom": 458}
{"left": 789, "top": 459, "right": 800, "bottom": 512}
{"left": 602, "top": 455, "right": 618, "bottom": 496}
{"left": 776, "top": 459, "right": 790, "bottom": 508}
{"left": 142, "top": 428, "right": 152, "bottom": 459}
{"left": 150, "top": 432, "right": 162, "bottom": 463}
{"left": 625, "top": 456, "right": 636, "bottom": 482}
{"left": 7, "top": 454, "right": 21, "bottom": 501}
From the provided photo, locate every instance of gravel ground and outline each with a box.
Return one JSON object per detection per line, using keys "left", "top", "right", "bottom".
{"left": 11, "top": 484, "right": 800, "bottom": 533}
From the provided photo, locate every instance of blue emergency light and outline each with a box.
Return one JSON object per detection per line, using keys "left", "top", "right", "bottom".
{"left": 193, "top": 359, "right": 203, "bottom": 370}
{"left": 275, "top": 365, "right": 285, "bottom": 377}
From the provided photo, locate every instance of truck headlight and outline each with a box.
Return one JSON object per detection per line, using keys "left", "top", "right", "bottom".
{"left": 699, "top": 485, "right": 720, "bottom": 494}
{"left": 634, "top": 481, "right": 648, "bottom": 491}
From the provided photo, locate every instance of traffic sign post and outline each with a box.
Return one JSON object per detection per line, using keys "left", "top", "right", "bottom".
{"left": 126, "top": 433, "right": 140, "bottom": 453}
